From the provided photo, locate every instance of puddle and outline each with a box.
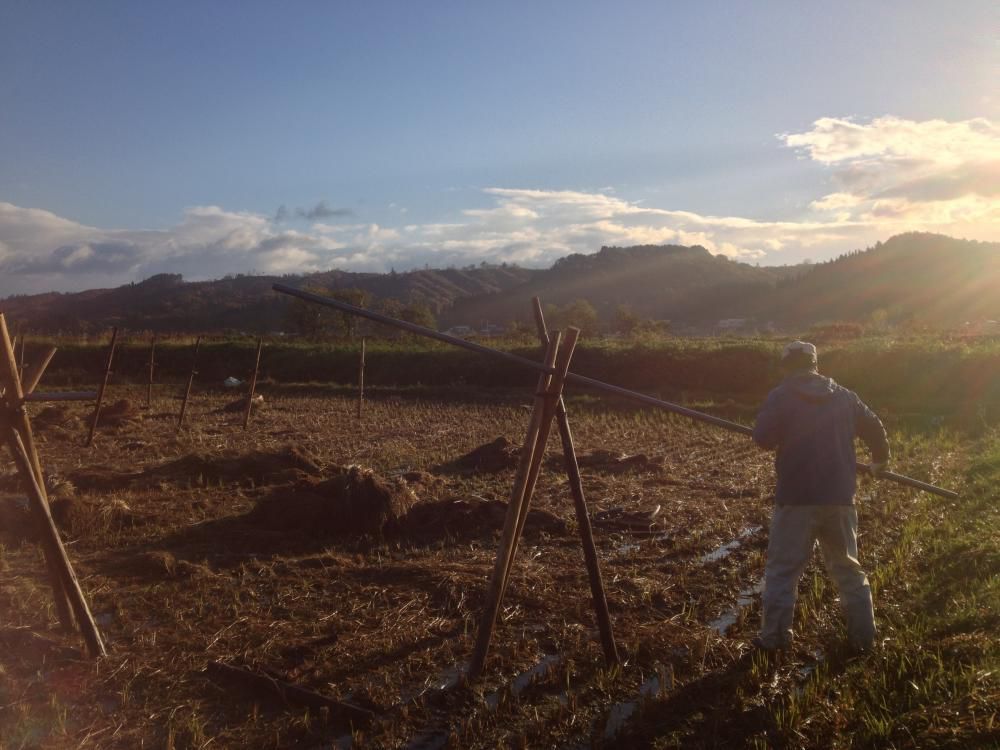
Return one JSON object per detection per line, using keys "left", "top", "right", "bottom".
{"left": 484, "top": 653, "right": 561, "bottom": 711}
{"left": 601, "top": 667, "right": 671, "bottom": 741}
{"left": 709, "top": 580, "right": 764, "bottom": 635}
{"left": 699, "top": 525, "right": 762, "bottom": 564}
{"left": 614, "top": 542, "right": 642, "bottom": 556}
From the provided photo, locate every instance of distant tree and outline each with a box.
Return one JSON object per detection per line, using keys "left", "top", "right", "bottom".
{"left": 329, "top": 288, "right": 371, "bottom": 339}
{"left": 400, "top": 303, "right": 436, "bottom": 331}
{"left": 285, "top": 284, "right": 336, "bottom": 340}
{"left": 561, "top": 299, "right": 599, "bottom": 335}
{"left": 614, "top": 304, "right": 640, "bottom": 335}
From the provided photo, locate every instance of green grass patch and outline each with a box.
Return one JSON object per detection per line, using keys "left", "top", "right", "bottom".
{"left": 788, "top": 433, "right": 1000, "bottom": 748}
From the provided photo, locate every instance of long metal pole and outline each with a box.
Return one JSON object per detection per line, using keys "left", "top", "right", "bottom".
{"left": 271, "top": 283, "right": 960, "bottom": 499}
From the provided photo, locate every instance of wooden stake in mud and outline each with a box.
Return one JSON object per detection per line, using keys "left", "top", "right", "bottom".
{"left": 243, "top": 336, "right": 263, "bottom": 430}
{"left": 15, "top": 326, "right": 26, "bottom": 382}
{"left": 469, "top": 329, "right": 579, "bottom": 681}
{"left": 0, "top": 314, "right": 74, "bottom": 633}
{"left": 146, "top": 335, "right": 157, "bottom": 409}
{"left": 533, "top": 298, "right": 618, "bottom": 666}
{"left": 86, "top": 327, "right": 119, "bottom": 447}
{"left": 177, "top": 336, "right": 202, "bottom": 430}
{"left": 357, "top": 337, "right": 366, "bottom": 419}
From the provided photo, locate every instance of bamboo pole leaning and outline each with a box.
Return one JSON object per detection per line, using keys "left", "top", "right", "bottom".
{"left": 0, "top": 314, "right": 74, "bottom": 631}
{"left": 532, "top": 298, "right": 618, "bottom": 666}
{"left": 24, "top": 346, "right": 58, "bottom": 395}
{"left": 467, "top": 333, "right": 562, "bottom": 681}
{"left": 243, "top": 336, "right": 264, "bottom": 430}
{"left": 270, "top": 283, "right": 959, "bottom": 500}
{"left": 177, "top": 336, "right": 202, "bottom": 430}
{"left": 86, "top": 327, "right": 119, "bottom": 447}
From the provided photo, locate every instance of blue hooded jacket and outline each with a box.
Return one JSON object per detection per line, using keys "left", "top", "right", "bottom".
{"left": 752, "top": 372, "right": 890, "bottom": 506}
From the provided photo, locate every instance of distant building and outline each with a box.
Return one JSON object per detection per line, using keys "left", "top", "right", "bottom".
{"left": 444, "top": 325, "right": 473, "bottom": 337}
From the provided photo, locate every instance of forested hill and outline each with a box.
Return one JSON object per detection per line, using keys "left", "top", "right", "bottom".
{"left": 0, "top": 265, "right": 535, "bottom": 334}
{"left": 443, "top": 244, "right": 798, "bottom": 327}
{"left": 0, "top": 233, "right": 996, "bottom": 334}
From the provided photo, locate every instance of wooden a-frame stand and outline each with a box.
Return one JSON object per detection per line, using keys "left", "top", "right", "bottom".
{"left": 0, "top": 313, "right": 106, "bottom": 657}
{"left": 468, "top": 303, "right": 619, "bottom": 680}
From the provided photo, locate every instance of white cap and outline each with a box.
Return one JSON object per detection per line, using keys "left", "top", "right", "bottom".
{"left": 782, "top": 340, "right": 817, "bottom": 361}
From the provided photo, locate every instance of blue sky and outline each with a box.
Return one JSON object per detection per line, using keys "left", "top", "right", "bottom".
{"left": 1, "top": 1, "right": 997, "bottom": 295}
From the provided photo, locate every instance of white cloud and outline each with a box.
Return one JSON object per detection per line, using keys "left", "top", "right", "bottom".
{"left": 0, "top": 115, "right": 997, "bottom": 296}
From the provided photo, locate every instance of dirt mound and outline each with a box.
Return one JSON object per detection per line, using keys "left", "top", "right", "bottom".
{"left": 67, "top": 446, "right": 322, "bottom": 493}
{"left": 92, "top": 399, "right": 139, "bottom": 427}
{"left": 551, "top": 449, "right": 662, "bottom": 474}
{"left": 32, "top": 406, "right": 69, "bottom": 428}
{"left": 249, "top": 465, "right": 417, "bottom": 537}
{"left": 50, "top": 496, "right": 141, "bottom": 536}
{"left": 400, "top": 497, "right": 567, "bottom": 541}
{"left": 443, "top": 437, "right": 521, "bottom": 473}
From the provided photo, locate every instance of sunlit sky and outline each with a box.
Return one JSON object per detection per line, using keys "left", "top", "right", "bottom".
{"left": 1, "top": 1, "right": 997, "bottom": 296}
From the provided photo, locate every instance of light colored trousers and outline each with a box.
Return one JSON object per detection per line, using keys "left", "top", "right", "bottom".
{"left": 759, "top": 504, "right": 875, "bottom": 650}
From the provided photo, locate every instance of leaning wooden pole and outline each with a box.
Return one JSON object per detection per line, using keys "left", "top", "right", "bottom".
{"left": 24, "top": 346, "right": 58, "bottom": 395}
{"left": 242, "top": 336, "right": 264, "bottom": 430}
{"left": 177, "top": 336, "right": 202, "bottom": 430}
{"left": 86, "top": 327, "right": 119, "bottom": 447}
{"left": 146, "top": 335, "right": 157, "bottom": 409}
{"left": 0, "top": 314, "right": 73, "bottom": 630}
{"left": 357, "top": 337, "right": 366, "bottom": 419}
{"left": 533, "top": 299, "right": 618, "bottom": 666}
{"left": 5, "top": 430, "right": 106, "bottom": 657}
{"left": 497, "top": 328, "right": 582, "bottom": 606}
{"left": 467, "top": 335, "right": 561, "bottom": 681}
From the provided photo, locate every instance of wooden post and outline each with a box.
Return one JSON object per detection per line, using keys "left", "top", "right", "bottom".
{"left": 146, "top": 335, "right": 157, "bottom": 409}
{"left": 24, "top": 346, "right": 58, "bottom": 395}
{"left": 0, "top": 314, "right": 74, "bottom": 631}
{"left": 86, "top": 327, "right": 119, "bottom": 447}
{"left": 242, "top": 336, "right": 263, "bottom": 430}
{"left": 533, "top": 298, "right": 618, "bottom": 666}
{"left": 357, "top": 337, "right": 365, "bottom": 419}
{"left": 177, "top": 336, "right": 202, "bottom": 430}
{"left": 469, "top": 329, "right": 579, "bottom": 681}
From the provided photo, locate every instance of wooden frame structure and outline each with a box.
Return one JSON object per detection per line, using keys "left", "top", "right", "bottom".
{"left": 0, "top": 314, "right": 106, "bottom": 657}
{"left": 271, "top": 281, "right": 959, "bottom": 681}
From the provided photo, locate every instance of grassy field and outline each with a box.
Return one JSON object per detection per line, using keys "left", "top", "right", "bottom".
{"left": 0, "top": 381, "right": 991, "bottom": 748}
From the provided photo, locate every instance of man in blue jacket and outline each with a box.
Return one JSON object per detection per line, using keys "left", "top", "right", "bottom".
{"left": 752, "top": 341, "right": 890, "bottom": 653}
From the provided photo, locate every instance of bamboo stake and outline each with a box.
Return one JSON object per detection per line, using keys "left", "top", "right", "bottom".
{"left": 533, "top": 299, "right": 618, "bottom": 666}
{"left": 498, "top": 327, "right": 580, "bottom": 606}
{"left": 177, "top": 336, "right": 202, "bottom": 430}
{"left": 86, "top": 327, "right": 119, "bottom": 447}
{"left": 24, "top": 346, "right": 57, "bottom": 395}
{"left": 357, "top": 337, "right": 366, "bottom": 419}
{"left": 4, "top": 429, "right": 106, "bottom": 656}
{"left": 242, "top": 336, "right": 263, "bottom": 430}
{"left": 0, "top": 314, "right": 74, "bottom": 630}
{"left": 15, "top": 327, "right": 26, "bottom": 382}
{"left": 146, "top": 335, "right": 157, "bottom": 409}
{"left": 468, "top": 335, "right": 561, "bottom": 681}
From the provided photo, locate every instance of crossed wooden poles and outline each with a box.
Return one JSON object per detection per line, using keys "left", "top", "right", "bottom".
{"left": 0, "top": 313, "right": 106, "bottom": 657}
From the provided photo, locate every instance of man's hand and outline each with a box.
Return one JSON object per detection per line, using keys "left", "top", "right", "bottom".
{"left": 868, "top": 462, "right": 887, "bottom": 478}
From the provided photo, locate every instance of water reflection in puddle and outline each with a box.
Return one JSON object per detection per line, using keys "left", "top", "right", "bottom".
{"left": 699, "top": 525, "right": 762, "bottom": 564}
{"left": 710, "top": 580, "right": 764, "bottom": 635}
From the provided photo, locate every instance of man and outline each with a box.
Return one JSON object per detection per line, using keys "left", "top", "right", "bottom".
{"left": 752, "top": 341, "right": 890, "bottom": 653}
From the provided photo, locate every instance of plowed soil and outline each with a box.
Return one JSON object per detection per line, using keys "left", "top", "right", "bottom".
{"left": 0, "top": 385, "right": 959, "bottom": 748}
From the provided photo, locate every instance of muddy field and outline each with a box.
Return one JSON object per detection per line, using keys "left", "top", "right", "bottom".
{"left": 0, "top": 385, "right": 960, "bottom": 748}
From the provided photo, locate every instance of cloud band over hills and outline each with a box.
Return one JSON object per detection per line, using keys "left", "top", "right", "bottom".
{"left": 1, "top": 116, "right": 996, "bottom": 297}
